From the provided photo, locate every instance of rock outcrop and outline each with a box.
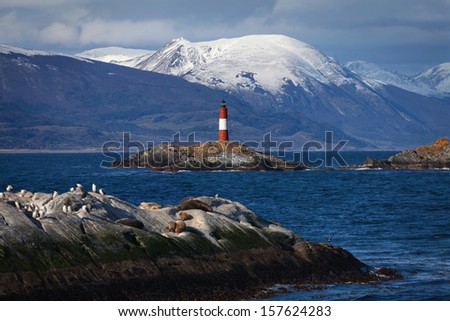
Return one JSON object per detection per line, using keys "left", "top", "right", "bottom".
{"left": 363, "top": 138, "right": 450, "bottom": 169}
{"left": 0, "top": 186, "right": 396, "bottom": 300}
{"left": 112, "top": 141, "right": 306, "bottom": 171}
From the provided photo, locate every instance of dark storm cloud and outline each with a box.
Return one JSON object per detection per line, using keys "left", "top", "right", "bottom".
{"left": 0, "top": 0, "right": 448, "bottom": 73}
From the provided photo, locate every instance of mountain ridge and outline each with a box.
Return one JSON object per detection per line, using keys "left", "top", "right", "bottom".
{"left": 0, "top": 44, "right": 368, "bottom": 150}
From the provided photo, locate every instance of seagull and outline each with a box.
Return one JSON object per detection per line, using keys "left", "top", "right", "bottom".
{"left": 38, "top": 208, "right": 46, "bottom": 219}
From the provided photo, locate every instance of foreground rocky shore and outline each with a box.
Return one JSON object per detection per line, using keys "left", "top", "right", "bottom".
{"left": 112, "top": 141, "right": 307, "bottom": 171}
{"left": 0, "top": 184, "right": 397, "bottom": 300}
{"left": 363, "top": 138, "right": 450, "bottom": 169}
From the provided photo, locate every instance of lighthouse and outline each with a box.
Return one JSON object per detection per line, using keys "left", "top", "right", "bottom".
{"left": 218, "top": 100, "right": 229, "bottom": 141}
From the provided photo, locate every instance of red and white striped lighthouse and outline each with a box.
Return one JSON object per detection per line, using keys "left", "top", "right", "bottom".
{"left": 218, "top": 100, "right": 229, "bottom": 141}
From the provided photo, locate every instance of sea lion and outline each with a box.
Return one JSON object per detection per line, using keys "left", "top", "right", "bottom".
{"left": 177, "top": 198, "right": 213, "bottom": 212}
{"left": 176, "top": 211, "right": 191, "bottom": 221}
{"left": 166, "top": 221, "right": 176, "bottom": 232}
{"left": 174, "top": 220, "right": 186, "bottom": 233}
{"left": 139, "top": 202, "right": 163, "bottom": 210}
{"left": 115, "top": 218, "right": 144, "bottom": 229}
{"left": 166, "top": 220, "right": 186, "bottom": 233}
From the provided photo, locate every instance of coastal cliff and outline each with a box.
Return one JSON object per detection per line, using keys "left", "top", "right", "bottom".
{"left": 112, "top": 141, "right": 306, "bottom": 171}
{"left": 0, "top": 185, "right": 395, "bottom": 300}
{"left": 364, "top": 138, "right": 450, "bottom": 169}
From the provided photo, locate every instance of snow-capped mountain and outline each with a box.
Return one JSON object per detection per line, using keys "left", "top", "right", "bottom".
{"left": 120, "top": 35, "right": 450, "bottom": 148}
{"left": 345, "top": 61, "right": 438, "bottom": 95}
{"left": 1, "top": 43, "right": 365, "bottom": 149}
{"left": 127, "top": 35, "right": 361, "bottom": 96}
{"left": 345, "top": 60, "right": 447, "bottom": 96}
{"left": 77, "top": 47, "right": 154, "bottom": 64}
{"left": 414, "top": 63, "right": 450, "bottom": 93}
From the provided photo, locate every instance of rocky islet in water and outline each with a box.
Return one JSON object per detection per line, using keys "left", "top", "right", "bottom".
{"left": 0, "top": 184, "right": 398, "bottom": 300}
{"left": 111, "top": 141, "right": 307, "bottom": 172}
{"left": 363, "top": 138, "right": 450, "bottom": 170}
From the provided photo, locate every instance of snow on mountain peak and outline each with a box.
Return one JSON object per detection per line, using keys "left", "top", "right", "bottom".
{"left": 346, "top": 60, "right": 447, "bottom": 96}
{"left": 76, "top": 46, "right": 154, "bottom": 64}
{"left": 127, "top": 34, "right": 356, "bottom": 94}
{"left": 415, "top": 63, "right": 450, "bottom": 93}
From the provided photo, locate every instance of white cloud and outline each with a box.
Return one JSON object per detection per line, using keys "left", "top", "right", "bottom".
{"left": 38, "top": 22, "right": 78, "bottom": 44}
{"left": 79, "top": 18, "right": 178, "bottom": 46}
{"left": 0, "top": 11, "right": 35, "bottom": 45}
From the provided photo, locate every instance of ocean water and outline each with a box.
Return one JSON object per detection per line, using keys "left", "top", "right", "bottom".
{"left": 0, "top": 151, "right": 449, "bottom": 301}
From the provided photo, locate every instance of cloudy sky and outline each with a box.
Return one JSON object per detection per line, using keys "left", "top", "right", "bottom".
{"left": 0, "top": 0, "right": 448, "bottom": 74}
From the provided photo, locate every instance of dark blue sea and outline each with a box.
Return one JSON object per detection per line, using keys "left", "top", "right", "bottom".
{"left": 1, "top": 151, "right": 449, "bottom": 301}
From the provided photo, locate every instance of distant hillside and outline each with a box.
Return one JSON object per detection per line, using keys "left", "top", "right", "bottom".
{"left": 0, "top": 45, "right": 364, "bottom": 150}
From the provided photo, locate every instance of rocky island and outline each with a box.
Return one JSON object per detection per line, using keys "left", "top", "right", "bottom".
{"left": 0, "top": 185, "right": 397, "bottom": 300}
{"left": 363, "top": 138, "right": 450, "bottom": 169}
{"left": 112, "top": 141, "right": 307, "bottom": 171}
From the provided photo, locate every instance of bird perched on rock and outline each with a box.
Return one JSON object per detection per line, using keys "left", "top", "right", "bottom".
{"left": 38, "top": 207, "right": 46, "bottom": 219}
{"left": 99, "top": 189, "right": 105, "bottom": 196}
{"left": 53, "top": 191, "right": 58, "bottom": 199}
{"left": 62, "top": 205, "right": 68, "bottom": 214}
{"left": 6, "top": 185, "right": 13, "bottom": 192}
{"left": 19, "top": 189, "right": 27, "bottom": 197}
{"left": 91, "top": 183, "right": 97, "bottom": 193}
{"left": 77, "top": 205, "right": 89, "bottom": 218}
{"left": 70, "top": 187, "right": 75, "bottom": 192}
